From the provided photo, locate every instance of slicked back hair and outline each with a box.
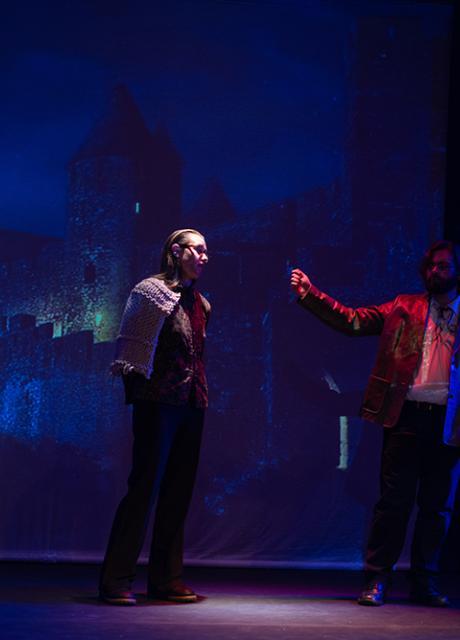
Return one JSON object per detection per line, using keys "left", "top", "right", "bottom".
{"left": 154, "top": 228, "right": 205, "bottom": 288}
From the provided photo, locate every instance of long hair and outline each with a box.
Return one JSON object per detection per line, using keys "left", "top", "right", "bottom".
{"left": 419, "top": 240, "right": 460, "bottom": 279}
{"left": 154, "top": 228, "right": 205, "bottom": 288}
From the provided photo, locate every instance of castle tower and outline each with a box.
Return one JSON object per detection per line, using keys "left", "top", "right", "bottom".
{"left": 65, "top": 85, "right": 182, "bottom": 341}
{"left": 130, "top": 123, "right": 184, "bottom": 278}
{"left": 144, "top": 124, "right": 183, "bottom": 239}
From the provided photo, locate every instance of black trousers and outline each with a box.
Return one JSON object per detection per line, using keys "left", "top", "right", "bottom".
{"left": 99, "top": 401, "right": 204, "bottom": 591}
{"left": 365, "top": 401, "right": 460, "bottom": 584}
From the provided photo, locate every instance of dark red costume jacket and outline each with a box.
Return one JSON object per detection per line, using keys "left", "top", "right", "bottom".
{"left": 298, "top": 285, "right": 460, "bottom": 446}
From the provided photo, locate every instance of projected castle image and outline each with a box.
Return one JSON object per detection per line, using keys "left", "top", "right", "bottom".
{"left": 0, "top": 15, "right": 447, "bottom": 563}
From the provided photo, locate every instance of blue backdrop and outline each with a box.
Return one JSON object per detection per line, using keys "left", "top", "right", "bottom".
{"left": 0, "top": 0, "right": 455, "bottom": 568}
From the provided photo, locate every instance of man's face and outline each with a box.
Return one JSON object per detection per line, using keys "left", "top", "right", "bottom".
{"left": 424, "top": 248, "right": 458, "bottom": 295}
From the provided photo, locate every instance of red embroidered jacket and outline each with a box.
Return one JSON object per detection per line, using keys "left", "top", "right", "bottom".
{"left": 298, "top": 284, "right": 460, "bottom": 446}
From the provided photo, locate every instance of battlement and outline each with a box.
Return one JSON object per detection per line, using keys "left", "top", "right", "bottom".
{"left": 0, "top": 314, "right": 114, "bottom": 375}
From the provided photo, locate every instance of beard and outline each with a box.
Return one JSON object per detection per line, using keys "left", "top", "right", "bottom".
{"left": 424, "top": 273, "right": 458, "bottom": 295}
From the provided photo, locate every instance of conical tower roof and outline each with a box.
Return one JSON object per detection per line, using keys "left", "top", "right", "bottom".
{"left": 70, "top": 85, "right": 153, "bottom": 164}
{"left": 188, "top": 178, "right": 235, "bottom": 224}
{"left": 150, "top": 123, "right": 183, "bottom": 167}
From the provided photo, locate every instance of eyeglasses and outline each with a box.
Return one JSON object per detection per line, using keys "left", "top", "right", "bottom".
{"left": 180, "top": 244, "right": 209, "bottom": 258}
{"left": 427, "top": 261, "right": 454, "bottom": 273}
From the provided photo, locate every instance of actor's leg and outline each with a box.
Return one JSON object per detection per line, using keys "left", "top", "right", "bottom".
{"left": 364, "top": 429, "right": 419, "bottom": 581}
{"left": 358, "top": 413, "right": 420, "bottom": 606}
{"left": 410, "top": 435, "right": 460, "bottom": 603}
{"left": 148, "top": 406, "right": 205, "bottom": 592}
{"left": 99, "top": 402, "right": 181, "bottom": 597}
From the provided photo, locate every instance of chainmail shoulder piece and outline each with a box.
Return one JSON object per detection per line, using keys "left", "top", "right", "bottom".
{"left": 111, "top": 277, "right": 180, "bottom": 378}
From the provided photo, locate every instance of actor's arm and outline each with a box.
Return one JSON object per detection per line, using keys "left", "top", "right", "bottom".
{"left": 111, "top": 278, "right": 180, "bottom": 378}
{"left": 290, "top": 268, "right": 392, "bottom": 337}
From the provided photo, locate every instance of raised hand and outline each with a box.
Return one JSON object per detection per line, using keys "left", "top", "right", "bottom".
{"left": 290, "top": 268, "right": 312, "bottom": 298}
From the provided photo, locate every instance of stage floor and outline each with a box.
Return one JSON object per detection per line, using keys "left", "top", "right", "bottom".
{"left": 2, "top": 563, "right": 460, "bottom": 640}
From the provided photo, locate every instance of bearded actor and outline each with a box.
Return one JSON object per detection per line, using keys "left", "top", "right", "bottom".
{"left": 291, "top": 240, "right": 460, "bottom": 607}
